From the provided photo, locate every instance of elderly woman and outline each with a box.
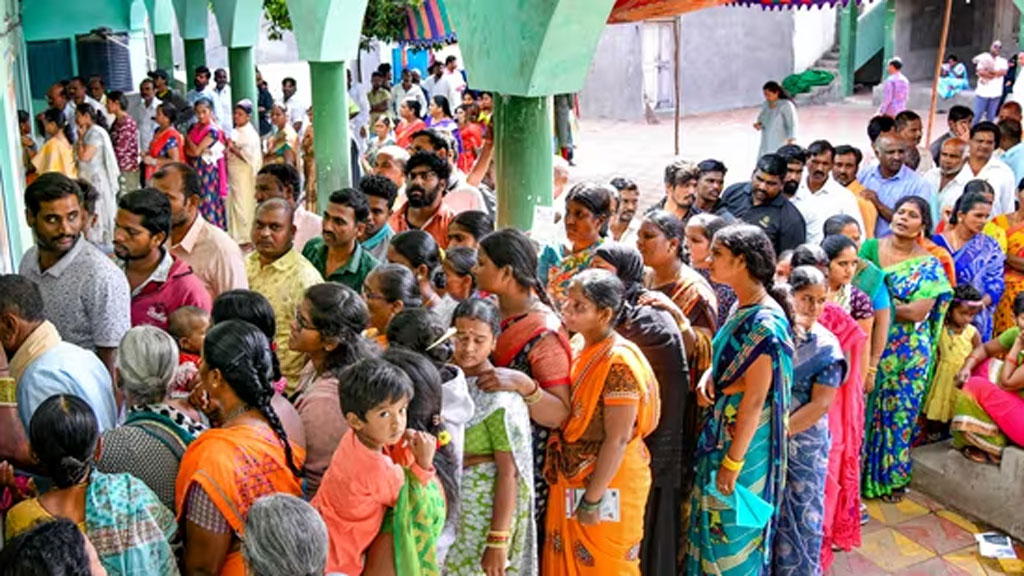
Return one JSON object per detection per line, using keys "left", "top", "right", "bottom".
{"left": 242, "top": 494, "right": 328, "bottom": 576}
{"left": 95, "top": 326, "right": 207, "bottom": 510}
{"left": 539, "top": 182, "right": 613, "bottom": 310}
{"left": 226, "top": 99, "right": 262, "bottom": 245}
{"left": 265, "top": 101, "right": 299, "bottom": 168}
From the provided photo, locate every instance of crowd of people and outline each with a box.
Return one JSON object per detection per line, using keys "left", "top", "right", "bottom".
{"left": 3, "top": 52, "right": 1024, "bottom": 576}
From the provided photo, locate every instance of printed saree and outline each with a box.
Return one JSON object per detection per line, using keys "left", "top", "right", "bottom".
{"left": 932, "top": 232, "right": 1005, "bottom": 339}
{"left": 174, "top": 424, "right": 305, "bottom": 576}
{"left": 859, "top": 239, "right": 952, "bottom": 499}
{"left": 146, "top": 127, "right": 183, "bottom": 181}
{"left": 187, "top": 122, "right": 228, "bottom": 229}
{"left": 685, "top": 303, "right": 793, "bottom": 576}
{"left": 542, "top": 334, "right": 660, "bottom": 576}
{"left": 993, "top": 215, "right": 1024, "bottom": 335}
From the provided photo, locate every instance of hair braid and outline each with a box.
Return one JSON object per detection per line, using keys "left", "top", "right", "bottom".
{"left": 533, "top": 276, "right": 556, "bottom": 310}
{"left": 256, "top": 395, "right": 302, "bottom": 479}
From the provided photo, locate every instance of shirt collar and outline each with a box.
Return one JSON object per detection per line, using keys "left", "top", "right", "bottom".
{"left": 338, "top": 242, "right": 366, "bottom": 275}
{"left": 174, "top": 215, "right": 206, "bottom": 254}
{"left": 873, "top": 163, "right": 910, "bottom": 182}
{"left": 362, "top": 224, "right": 393, "bottom": 250}
{"left": 37, "top": 236, "right": 85, "bottom": 278}
{"left": 123, "top": 249, "right": 174, "bottom": 297}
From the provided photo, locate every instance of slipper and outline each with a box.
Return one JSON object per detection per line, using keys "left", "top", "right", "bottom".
{"left": 881, "top": 488, "right": 907, "bottom": 504}
{"left": 961, "top": 446, "right": 991, "bottom": 464}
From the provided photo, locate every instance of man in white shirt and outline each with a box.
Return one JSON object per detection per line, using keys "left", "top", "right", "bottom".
{"left": 66, "top": 77, "right": 108, "bottom": 137}
{"left": 791, "top": 140, "right": 865, "bottom": 244}
{"left": 282, "top": 77, "right": 307, "bottom": 133}
{"left": 391, "top": 68, "right": 427, "bottom": 117}
{"left": 185, "top": 66, "right": 217, "bottom": 130}
{"left": 973, "top": 41, "right": 1009, "bottom": 124}
{"left": 212, "top": 68, "right": 233, "bottom": 138}
{"left": 130, "top": 79, "right": 162, "bottom": 158}
{"left": 347, "top": 69, "right": 370, "bottom": 151}
{"left": 896, "top": 110, "right": 934, "bottom": 174}
{"left": 924, "top": 137, "right": 973, "bottom": 225}
{"left": 422, "top": 62, "right": 443, "bottom": 100}
{"left": 432, "top": 56, "right": 466, "bottom": 109}
{"left": 960, "top": 122, "right": 1016, "bottom": 215}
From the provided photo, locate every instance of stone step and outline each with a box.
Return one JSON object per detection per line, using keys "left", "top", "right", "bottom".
{"left": 910, "top": 442, "right": 1024, "bottom": 541}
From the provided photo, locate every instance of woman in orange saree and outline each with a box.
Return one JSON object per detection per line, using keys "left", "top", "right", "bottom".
{"left": 175, "top": 321, "right": 305, "bottom": 576}
{"left": 543, "top": 270, "right": 660, "bottom": 575}
{"left": 993, "top": 183, "right": 1024, "bottom": 335}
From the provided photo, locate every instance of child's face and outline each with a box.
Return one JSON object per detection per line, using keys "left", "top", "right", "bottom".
{"left": 350, "top": 396, "right": 409, "bottom": 448}
{"left": 454, "top": 317, "right": 495, "bottom": 370}
{"left": 950, "top": 303, "right": 978, "bottom": 329}
{"left": 181, "top": 316, "right": 210, "bottom": 354}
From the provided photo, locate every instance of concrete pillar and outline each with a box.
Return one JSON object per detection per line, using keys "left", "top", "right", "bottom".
{"left": 838, "top": 1, "right": 857, "bottom": 97}
{"left": 229, "top": 46, "right": 257, "bottom": 128}
{"left": 494, "top": 95, "right": 553, "bottom": 230}
{"left": 882, "top": 0, "right": 895, "bottom": 73}
{"left": 309, "top": 61, "right": 350, "bottom": 212}
{"left": 184, "top": 38, "right": 206, "bottom": 79}
{"left": 154, "top": 33, "right": 174, "bottom": 72}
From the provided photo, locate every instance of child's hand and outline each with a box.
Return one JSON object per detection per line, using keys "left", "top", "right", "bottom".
{"left": 405, "top": 430, "right": 437, "bottom": 471}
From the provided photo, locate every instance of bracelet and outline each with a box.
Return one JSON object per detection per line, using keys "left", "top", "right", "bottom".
{"left": 485, "top": 530, "right": 510, "bottom": 545}
{"left": 523, "top": 382, "right": 543, "bottom": 406}
{"left": 577, "top": 494, "right": 603, "bottom": 514}
{"left": 722, "top": 454, "right": 745, "bottom": 472}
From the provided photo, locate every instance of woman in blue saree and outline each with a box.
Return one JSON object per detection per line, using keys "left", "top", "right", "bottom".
{"left": 860, "top": 196, "right": 953, "bottom": 502}
{"left": 773, "top": 266, "right": 846, "bottom": 576}
{"left": 686, "top": 224, "right": 793, "bottom": 576}
{"left": 938, "top": 55, "right": 970, "bottom": 100}
{"left": 932, "top": 190, "right": 1005, "bottom": 340}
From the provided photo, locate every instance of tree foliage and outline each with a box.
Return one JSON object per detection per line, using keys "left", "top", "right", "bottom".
{"left": 262, "top": 0, "right": 423, "bottom": 48}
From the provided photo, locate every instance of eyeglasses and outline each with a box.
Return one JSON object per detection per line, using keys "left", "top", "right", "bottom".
{"left": 362, "top": 286, "right": 386, "bottom": 301}
{"left": 294, "top": 308, "right": 314, "bottom": 331}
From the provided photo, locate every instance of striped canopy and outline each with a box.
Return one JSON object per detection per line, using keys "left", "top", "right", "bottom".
{"left": 609, "top": 0, "right": 729, "bottom": 22}
{"left": 401, "top": 0, "right": 457, "bottom": 47}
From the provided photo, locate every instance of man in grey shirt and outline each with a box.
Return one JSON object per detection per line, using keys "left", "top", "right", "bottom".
{"left": 18, "top": 173, "right": 130, "bottom": 378}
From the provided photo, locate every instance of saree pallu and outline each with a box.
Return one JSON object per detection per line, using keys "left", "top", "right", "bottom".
{"left": 78, "top": 125, "right": 121, "bottom": 251}
{"left": 993, "top": 216, "right": 1024, "bottom": 335}
{"left": 175, "top": 424, "right": 305, "bottom": 576}
{"left": 919, "top": 236, "right": 958, "bottom": 288}
{"left": 540, "top": 242, "right": 602, "bottom": 312}
{"left": 386, "top": 468, "right": 447, "bottom": 576}
{"left": 86, "top": 471, "right": 179, "bottom": 575}
{"left": 951, "top": 359, "right": 1024, "bottom": 457}
{"left": 852, "top": 258, "right": 887, "bottom": 311}
{"left": 145, "top": 128, "right": 183, "bottom": 181}
{"left": 31, "top": 136, "right": 77, "bottom": 178}
{"left": 685, "top": 304, "right": 793, "bottom": 576}
{"left": 859, "top": 241, "right": 952, "bottom": 499}
{"left": 653, "top": 265, "right": 719, "bottom": 389}
{"left": 817, "top": 304, "right": 868, "bottom": 571}
{"left": 494, "top": 304, "right": 572, "bottom": 547}
{"left": 775, "top": 324, "right": 845, "bottom": 576}
{"left": 188, "top": 123, "right": 228, "bottom": 230}
{"left": 939, "top": 63, "right": 970, "bottom": 99}
{"left": 227, "top": 123, "right": 262, "bottom": 244}
{"left": 542, "top": 335, "right": 660, "bottom": 576}
{"left": 932, "top": 233, "right": 1006, "bottom": 340}
{"left": 447, "top": 389, "right": 537, "bottom": 576}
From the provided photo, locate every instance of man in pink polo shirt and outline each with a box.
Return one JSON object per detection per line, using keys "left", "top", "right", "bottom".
{"left": 114, "top": 188, "right": 211, "bottom": 330}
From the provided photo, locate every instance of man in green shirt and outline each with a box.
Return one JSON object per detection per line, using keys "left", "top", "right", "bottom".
{"left": 302, "top": 188, "right": 379, "bottom": 292}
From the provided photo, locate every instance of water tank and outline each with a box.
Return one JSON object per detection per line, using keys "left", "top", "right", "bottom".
{"left": 75, "top": 31, "right": 133, "bottom": 93}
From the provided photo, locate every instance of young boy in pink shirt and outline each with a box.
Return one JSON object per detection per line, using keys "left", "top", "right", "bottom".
{"left": 312, "top": 357, "right": 436, "bottom": 575}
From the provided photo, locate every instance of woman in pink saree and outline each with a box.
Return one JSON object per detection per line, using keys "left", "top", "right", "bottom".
{"left": 185, "top": 97, "right": 229, "bottom": 229}
{"left": 817, "top": 301, "right": 867, "bottom": 571}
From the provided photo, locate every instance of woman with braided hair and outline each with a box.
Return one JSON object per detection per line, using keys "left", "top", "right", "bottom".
{"left": 175, "top": 320, "right": 306, "bottom": 576}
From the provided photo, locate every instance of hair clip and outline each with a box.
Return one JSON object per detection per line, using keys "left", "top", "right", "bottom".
{"left": 426, "top": 327, "right": 457, "bottom": 351}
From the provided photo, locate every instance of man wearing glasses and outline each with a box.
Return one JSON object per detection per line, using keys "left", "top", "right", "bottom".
{"left": 389, "top": 151, "right": 456, "bottom": 248}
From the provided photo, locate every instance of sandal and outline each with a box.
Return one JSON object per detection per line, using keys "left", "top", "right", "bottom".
{"left": 881, "top": 488, "right": 907, "bottom": 504}
{"left": 961, "top": 446, "right": 992, "bottom": 464}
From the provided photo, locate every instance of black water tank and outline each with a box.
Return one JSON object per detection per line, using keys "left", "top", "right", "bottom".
{"left": 75, "top": 31, "right": 132, "bottom": 92}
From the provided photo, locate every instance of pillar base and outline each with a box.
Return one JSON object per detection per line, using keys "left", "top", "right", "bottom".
{"left": 309, "top": 61, "right": 351, "bottom": 213}
{"left": 184, "top": 38, "right": 206, "bottom": 80}
{"left": 155, "top": 33, "right": 174, "bottom": 73}
{"left": 494, "top": 95, "right": 553, "bottom": 231}
{"left": 228, "top": 47, "right": 257, "bottom": 129}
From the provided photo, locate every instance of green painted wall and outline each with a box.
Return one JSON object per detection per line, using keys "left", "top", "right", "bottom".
{"left": 211, "top": 0, "right": 261, "bottom": 48}
{"left": 172, "top": 0, "right": 209, "bottom": 40}
{"left": 286, "top": 0, "right": 369, "bottom": 62}
{"left": 22, "top": 0, "right": 131, "bottom": 41}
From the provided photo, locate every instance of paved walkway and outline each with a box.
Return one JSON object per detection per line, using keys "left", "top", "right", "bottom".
{"left": 831, "top": 489, "right": 1024, "bottom": 575}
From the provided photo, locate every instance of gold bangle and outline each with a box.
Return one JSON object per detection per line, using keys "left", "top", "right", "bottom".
{"left": 722, "top": 454, "right": 744, "bottom": 472}
{"left": 523, "top": 382, "right": 543, "bottom": 406}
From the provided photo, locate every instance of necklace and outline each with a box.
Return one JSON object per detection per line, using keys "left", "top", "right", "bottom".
{"left": 222, "top": 403, "right": 253, "bottom": 424}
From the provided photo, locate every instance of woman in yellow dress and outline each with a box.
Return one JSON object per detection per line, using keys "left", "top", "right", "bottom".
{"left": 32, "top": 108, "right": 77, "bottom": 178}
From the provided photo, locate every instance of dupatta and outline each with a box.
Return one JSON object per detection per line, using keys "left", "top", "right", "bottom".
{"left": 86, "top": 471, "right": 178, "bottom": 575}
{"left": 146, "top": 128, "right": 183, "bottom": 181}
{"left": 189, "top": 122, "right": 229, "bottom": 198}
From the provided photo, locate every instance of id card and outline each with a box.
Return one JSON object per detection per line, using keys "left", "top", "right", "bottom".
{"left": 566, "top": 489, "right": 621, "bottom": 522}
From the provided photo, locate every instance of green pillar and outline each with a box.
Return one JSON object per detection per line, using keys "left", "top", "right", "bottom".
{"left": 228, "top": 46, "right": 257, "bottom": 129}
{"left": 309, "top": 61, "right": 350, "bottom": 213}
{"left": 184, "top": 38, "right": 205, "bottom": 79}
{"left": 838, "top": 1, "right": 857, "bottom": 97}
{"left": 154, "top": 33, "right": 174, "bottom": 72}
{"left": 494, "top": 95, "right": 553, "bottom": 231}
{"left": 882, "top": 0, "right": 895, "bottom": 73}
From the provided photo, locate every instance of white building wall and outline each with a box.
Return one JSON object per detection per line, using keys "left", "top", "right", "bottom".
{"left": 791, "top": 6, "right": 836, "bottom": 73}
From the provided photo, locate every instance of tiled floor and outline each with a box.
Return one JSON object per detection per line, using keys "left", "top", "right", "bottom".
{"left": 828, "top": 490, "right": 1024, "bottom": 575}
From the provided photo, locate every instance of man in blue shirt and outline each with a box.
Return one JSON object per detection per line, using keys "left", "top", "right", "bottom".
{"left": 0, "top": 275, "right": 117, "bottom": 442}
{"left": 859, "top": 134, "right": 935, "bottom": 237}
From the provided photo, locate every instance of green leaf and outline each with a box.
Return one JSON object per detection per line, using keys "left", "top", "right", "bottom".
{"left": 261, "top": 0, "right": 425, "bottom": 46}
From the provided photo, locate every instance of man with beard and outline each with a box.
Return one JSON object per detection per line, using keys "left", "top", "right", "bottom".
{"left": 776, "top": 144, "right": 806, "bottom": 199}
{"left": 653, "top": 160, "right": 701, "bottom": 223}
{"left": 924, "top": 138, "right": 973, "bottom": 225}
{"left": 724, "top": 153, "right": 806, "bottom": 255}
{"left": 303, "top": 187, "right": 379, "bottom": 291}
{"left": 246, "top": 199, "right": 324, "bottom": 392}
{"left": 694, "top": 159, "right": 734, "bottom": 219}
{"left": 17, "top": 173, "right": 129, "bottom": 378}
{"left": 152, "top": 162, "right": 247, "bottom": 297}
{"left": 114, "top": 188, "right": 211, "bottom": 331}
{"left": 389, "top": 151, "right": 456, "bottom": 248}
{"left": 859, "top": 133, "right": 933, "bottom": 237}
{"left": 256, "top": 163, "right": 322, "bottom": 252}
{"left": 358, "top": 174, "right": 399, "bottom": 261}
{"left": 408, "top": 128, "right": 490, "bottom": 215}
{"left": 609, "top": 177, "right": 640, "bottom": 241}
{"left": 833, "top": 144, "right": 879, "bottom": 238}
{"left": 791, "top": 140, "right": 865, "bottom": 244}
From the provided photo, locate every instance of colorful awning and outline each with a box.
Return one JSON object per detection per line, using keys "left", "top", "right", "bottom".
{"left": 401, "top": 0, "right": 457, "bottom": 47}
{"left": 727, "top": 0, "right": 859, "bottom": 8}
{"left": 609, "top": 0, "right": 729, "bottom": 23}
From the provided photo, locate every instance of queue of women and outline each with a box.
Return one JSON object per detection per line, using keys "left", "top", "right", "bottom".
{"left": 8, "top": 107, "right": 1024, "bottom": 575}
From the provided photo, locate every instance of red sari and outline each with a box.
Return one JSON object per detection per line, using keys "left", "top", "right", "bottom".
{"left": 817, "top": 302, "right": 867, "bottom": 571}
{"left": 145, "top": 127, "right": 183, "bottom": 181}
{"left": 395, "top": 118, "right": 427, "bottom": 149}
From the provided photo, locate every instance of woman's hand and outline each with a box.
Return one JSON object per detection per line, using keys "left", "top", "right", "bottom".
{"left": 576, "top": 502, "right": 601, "bottom": 526}
{"left": 753, "top": 122, "right": 762, "bottom": 131}
{"left": 716, "top": 462, "right": 739, "bottom": 497}
{"left": 696, "top": 370, "right": 715, "bottom": 407}
{"left": 481, "top": 546, "right": 508, "bottom": 576}
{"left": 0, "top": 461, "right": 37, "bottom": 499}
{"left": 476, "top": 367, "right": 533, "bottom": 396}
{"left": 637, "top": 291, "right": 686, "bottom": 326}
